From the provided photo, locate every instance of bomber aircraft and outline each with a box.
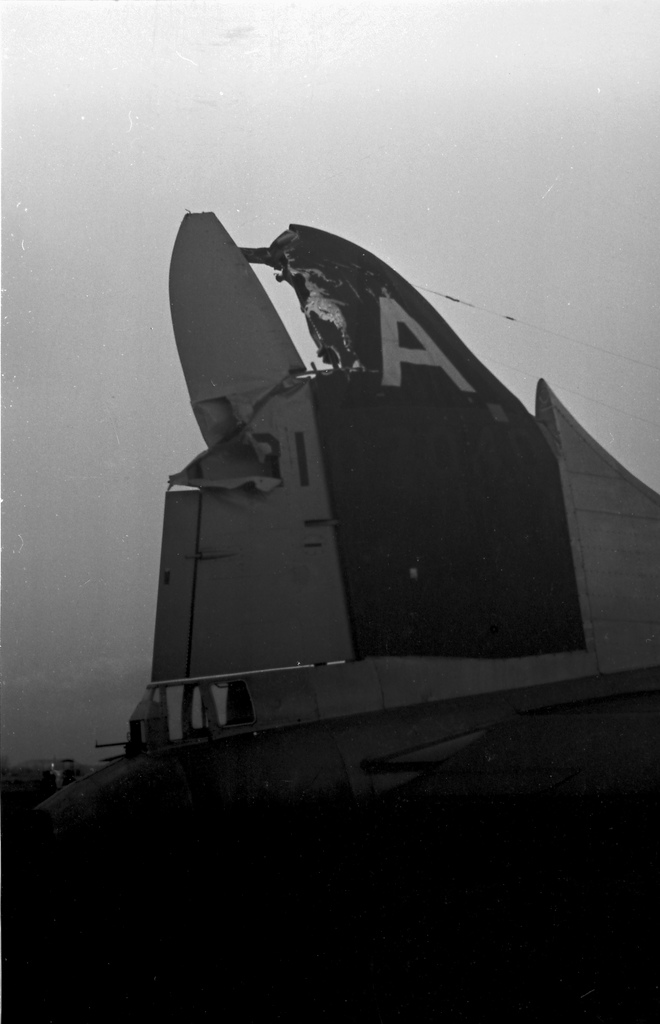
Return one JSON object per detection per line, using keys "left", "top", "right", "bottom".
{"left": 36, "top": 213, "right": 660, "bottom": 841}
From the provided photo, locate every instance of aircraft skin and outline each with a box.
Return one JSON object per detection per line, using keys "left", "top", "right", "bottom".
{"left": 36, "top": 215, "right": 660, "bottom": 838}
{"left": 38, "top": 664, "right": 660, "bottom": 844}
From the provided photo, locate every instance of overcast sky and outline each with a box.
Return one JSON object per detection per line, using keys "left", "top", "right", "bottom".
{"left": 3, "top": 1, "right": 659, "bottom": 765}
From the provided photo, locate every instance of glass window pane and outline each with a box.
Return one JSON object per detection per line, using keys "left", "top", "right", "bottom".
{"left": 191, "top": 686, "right": 205, "bottom": 729}
{"left": 210, "top": 680, "right": 255, "bottom": 727}
{"left": 211, "top": 683, "right": 229, "bottom": 725}
{"left": 166, "top": 685, "right": 184, "bottom": 741}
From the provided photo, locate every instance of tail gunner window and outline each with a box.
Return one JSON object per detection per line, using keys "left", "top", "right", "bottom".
{"left": 210, "top": 680, "right": 254, "bottom": 727}
{"left": 178, "top": 678, "right": 255, "bottom": 740}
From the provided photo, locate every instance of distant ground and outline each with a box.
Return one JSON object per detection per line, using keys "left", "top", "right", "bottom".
{"left": 2, "top": 786, "right": 659, "bottom": 1022}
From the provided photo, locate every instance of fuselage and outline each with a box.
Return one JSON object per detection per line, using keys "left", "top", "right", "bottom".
{"left": 37, "top": 659, "right": 660, "bottom": 840}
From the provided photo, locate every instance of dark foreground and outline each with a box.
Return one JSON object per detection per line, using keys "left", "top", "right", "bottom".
{"left": 3, "top": 789, "right": 659, "bottom": 1023}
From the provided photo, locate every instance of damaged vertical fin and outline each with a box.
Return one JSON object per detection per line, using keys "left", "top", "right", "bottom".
{"left": 242, "top": 224, "right": 522, "bottom": 406}
{"left": 244, "top": 223, "right": 586, "bottom": 659}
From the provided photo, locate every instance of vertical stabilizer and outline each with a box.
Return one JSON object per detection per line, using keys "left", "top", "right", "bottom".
{"left": 245, "top": 226, "right": 586, "bottom": 659}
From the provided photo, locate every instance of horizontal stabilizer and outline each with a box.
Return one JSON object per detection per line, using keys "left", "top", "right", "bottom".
{"left": 537, "top": 380, "right": 660, "bottom": 673}
{"left": 361, "top": 729, "right": 486, "bottom": 773}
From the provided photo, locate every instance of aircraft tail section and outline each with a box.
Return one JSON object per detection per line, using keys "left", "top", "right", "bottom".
{"left": 154, "top": 213, "right": 658, "bottom": 687}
